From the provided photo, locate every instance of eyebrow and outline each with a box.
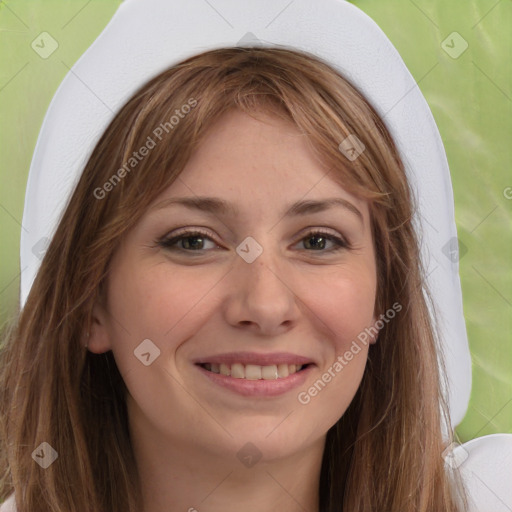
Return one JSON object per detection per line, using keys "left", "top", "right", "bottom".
{"left": 152, "top": 196, "right": 363, "bottom": 223}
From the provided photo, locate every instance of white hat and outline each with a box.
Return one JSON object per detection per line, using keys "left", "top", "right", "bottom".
{"left": 20, "top": 0, "right": 471, "bottom": 430}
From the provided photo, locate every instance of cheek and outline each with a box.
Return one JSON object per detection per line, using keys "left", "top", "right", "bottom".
{"left": 293, "top": 266, "right": 375, "bottom": 435}
{"left": 104, "top": 262, "right": 226, "bottom": 398}
{"left": 106, "top": 259, "right": 225, "bottom": 350}
{"left": 304, "top": 262, "right": 377, "bottom": 348}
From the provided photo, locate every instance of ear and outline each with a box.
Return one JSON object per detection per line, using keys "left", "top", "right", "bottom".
{"left": 369, "top": 313, "right": 380, "bottom": 345}
{"left": 84, "top": 300, "right": 113, "bottom": 354}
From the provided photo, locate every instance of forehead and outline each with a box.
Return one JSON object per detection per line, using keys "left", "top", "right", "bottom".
{"left": 160, "top": 109, "right": 368, "bottom": 215}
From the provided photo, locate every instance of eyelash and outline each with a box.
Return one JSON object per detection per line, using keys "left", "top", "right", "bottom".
{"left": 156, "top": 228, "right": 350, "bottom": 255}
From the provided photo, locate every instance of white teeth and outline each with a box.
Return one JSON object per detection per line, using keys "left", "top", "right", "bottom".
{"left": 219, "top": 363, "right": 231, "bottom": 376}
{"left": 231, "top": 363, "right": 245, "bottom": 378}
{"left": 201, "top": 362, "right": 306, "bottom": 379}
{"left": 277, "top": 364, "right": 289, "bottom": 378}
{"left": 262, "top": 365, "right": 278, "bottom": 379}
{"left": 245, "top": 365, "right": 262, "bottom": 380}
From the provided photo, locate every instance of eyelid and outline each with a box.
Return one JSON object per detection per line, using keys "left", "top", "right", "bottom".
{"left": 157, "top": 227, "right": 221, "bottom": 249}
{"left": 295, "top": 226, "right": 347, "bottom": 242}
{"left": 164, "top": 226, "right": 216, "bottom": 240}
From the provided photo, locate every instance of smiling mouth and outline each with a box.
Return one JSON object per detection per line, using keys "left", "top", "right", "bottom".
{"left": 197, "top": 362, "right": 310, "bottom": 380}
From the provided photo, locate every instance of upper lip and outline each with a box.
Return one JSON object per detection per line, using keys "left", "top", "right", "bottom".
{"left": 193, "top": 352, "right": 315, "bottom": 367}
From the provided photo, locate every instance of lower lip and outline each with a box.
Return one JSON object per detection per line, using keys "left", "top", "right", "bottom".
{"left": 195, "top": 364, "right": 314, "bottom": 397}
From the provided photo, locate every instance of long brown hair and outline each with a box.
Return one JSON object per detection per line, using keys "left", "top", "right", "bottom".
{"left": 0, "top": 47, "right": 468, "bottom": 511}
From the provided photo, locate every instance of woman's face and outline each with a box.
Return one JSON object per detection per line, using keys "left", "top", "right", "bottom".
{"left": 91, "top": 109, "right": 378, "bottom": 465}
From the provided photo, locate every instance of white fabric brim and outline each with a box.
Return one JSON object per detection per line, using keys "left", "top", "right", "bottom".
{"left": 19, "top": 0, "right": 471, "bottom": 429}
{"left": 448, "top": 434, "right": 512, "bottom": 511}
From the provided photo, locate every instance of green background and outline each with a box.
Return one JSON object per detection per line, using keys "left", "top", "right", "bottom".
{"left": 0, "top": 0, "right": 511, "bottom": 443}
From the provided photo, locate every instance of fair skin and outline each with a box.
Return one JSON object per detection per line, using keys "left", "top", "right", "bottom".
{"left": 88, "top": 109, "right": 378, "bottom": 512}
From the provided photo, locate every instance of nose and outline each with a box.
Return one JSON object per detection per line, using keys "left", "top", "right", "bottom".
{"left": 223, "top": 249, "right": 300, "bottom": 337}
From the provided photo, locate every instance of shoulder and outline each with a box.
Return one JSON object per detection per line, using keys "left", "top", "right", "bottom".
{"left": 0, "top": 494, "right": 16, "bottom": 512}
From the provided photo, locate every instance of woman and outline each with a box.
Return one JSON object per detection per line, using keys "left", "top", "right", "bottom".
{"left": 0, "top": 47, "right": 468, "bottom": 511}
